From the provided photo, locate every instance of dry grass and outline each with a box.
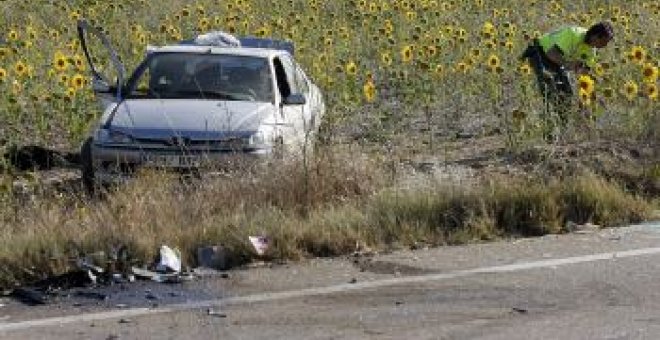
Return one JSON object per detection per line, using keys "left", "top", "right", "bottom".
{"left": 0, "top": 149, "right": 653, "bottom": 288}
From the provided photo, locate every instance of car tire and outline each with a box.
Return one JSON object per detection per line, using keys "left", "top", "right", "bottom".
{"left": 80, "top": 137, "right": 96, "bottom": 195}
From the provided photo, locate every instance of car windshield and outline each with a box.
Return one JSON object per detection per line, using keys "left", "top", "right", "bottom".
{"left": 127, "top": 53, "right": 274, "bottom": 102}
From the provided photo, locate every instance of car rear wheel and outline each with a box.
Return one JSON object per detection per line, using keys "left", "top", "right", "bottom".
{"left": 80, "top": 137, "right": 96, "bottom": 195}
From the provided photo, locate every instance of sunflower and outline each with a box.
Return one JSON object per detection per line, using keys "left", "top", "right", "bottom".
{"left": 642, "top": 63, "right": 658, "bottom": 83}
{"left": 426, "top": 45, "right": 438, "bottom": 58}
{"left": 622, "top": 80, "right": 638, "bottom": 101}
{"left": 518, "top": 63, "right": 531, "bottom": 76}
{"left": 0, "top": 47, "right": 9, "bottom": 59}
{"left": 593, "top": 63, "right": 605, "bottom": 77}
{"left": 181, "top": 7, "right": 191, "bottom": 17}
{"left": 363, "top": 78, "right": 376, "bottom": 103}
{"left": 504, "top": 40, "right": 514, "bottom": 52}
{"left": 380, "top": 52, "right": 392, "bottom": 67}
{"left": 63, "top": 88, "right": 76, "bottom": 102}
{"left": 481, "top": 22, "right": 496, "bottom": 39}
{"left": 13, "top": 61, "right": 27, "bottom": 77}
{"left": 434, "top": 64, "right": 444, "bottom": 76}
{"left": 484, "top": 39, "right": 496, "bottom": 49}
{"left": 7, "top": 29, "right": 18, "bottom": 41}
{"left": 198, "top": 18, "right": 211, "bottom": 32}
{"left": 53, "top": 53, "right": 68, "bottom": 73}
{"left": 0, "top": 67, "right": 6, "bottom": 82}
{"left": 401, "top": 45, "right": 414, "bottom": 63}
{"left": 486, "top": 54, "right": 500, "bottom": 70}
{"left": 69, "top": 10, "right": 81, "bottom": 21}
{"left": 470, "top": 48, "right": 482, "bottom": 59}
{"left": 254, "top": 26, "right": 270, "bottom": 37}
{"left": 645, "top": 83, "right": 658, "bottom": 100}
{"left": 70, "top": 74, "right": 86, "bottom": 90}
{"left": 578, "top": 88, "right": 592, "bottom": 106}
{"left": 456, "top": 61, "right": 469, "bottom": 74}
{"left": 345, "top": 61, "right": 357, "bottom": 76}
{"left": 577, "top": 75, "right": 595, "bottom": 95}
{"left": 629, "top": 46, "right": 646, "bottom": 64}
{"left": 405, "top": 11, "right": 416, "bottom": 21}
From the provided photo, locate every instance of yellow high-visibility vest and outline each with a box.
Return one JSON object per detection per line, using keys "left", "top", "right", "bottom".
{"left": 538, "top": 26, "right": 597, "bottom": 68}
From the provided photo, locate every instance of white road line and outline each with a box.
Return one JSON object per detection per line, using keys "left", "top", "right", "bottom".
{"left": 2, "top": 245, "right": 660, "bottom": 332}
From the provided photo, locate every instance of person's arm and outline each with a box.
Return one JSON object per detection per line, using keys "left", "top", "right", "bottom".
{"left": 547, "top": 44, "right": 591, "bottom": 73}
{"left": 544, "top": 45, "right": 566, "bottom": 66}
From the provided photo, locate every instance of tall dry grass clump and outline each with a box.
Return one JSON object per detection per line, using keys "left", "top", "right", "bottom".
{"left": 0, "top": 149, "right": 381, "bottom": 286}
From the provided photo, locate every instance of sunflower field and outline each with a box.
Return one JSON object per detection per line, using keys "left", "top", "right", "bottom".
{"left": 0, "top": 0, "right": 658, "bottom": 149}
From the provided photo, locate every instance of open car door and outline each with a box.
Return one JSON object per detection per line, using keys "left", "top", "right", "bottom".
{"left": 77, "top": 20, "right": 126, "bottom": 109}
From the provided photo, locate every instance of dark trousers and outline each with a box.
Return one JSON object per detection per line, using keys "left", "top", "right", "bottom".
{"left": 521, "top": 42, "right": 573, "bottom": 126}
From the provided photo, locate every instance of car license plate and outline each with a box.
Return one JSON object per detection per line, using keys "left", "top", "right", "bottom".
{"left": 142, "top": 154, "right": 202, "bottom": 168}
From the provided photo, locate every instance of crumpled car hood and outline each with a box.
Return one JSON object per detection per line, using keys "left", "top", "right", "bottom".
{"left": 107, "top": 99, "right": 276, "bottom": 139}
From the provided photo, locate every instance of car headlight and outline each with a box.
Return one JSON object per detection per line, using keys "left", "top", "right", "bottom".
{"left": 96, "top": 129, "right": 134, "bottom": 144}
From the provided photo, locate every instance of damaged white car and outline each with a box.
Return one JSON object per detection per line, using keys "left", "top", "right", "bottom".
{"left": 77, "top": 20, "right": 325, "bottom": 192}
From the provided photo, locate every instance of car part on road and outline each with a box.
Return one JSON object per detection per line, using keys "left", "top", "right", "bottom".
{"left": 156, "top": 245, "right": 181, "bottom": 273}
{"left": 197, "top": 246, "right": 230, "bottom": 270}
{"left": 248, "top": 236, "right": 270, "bottom": 256}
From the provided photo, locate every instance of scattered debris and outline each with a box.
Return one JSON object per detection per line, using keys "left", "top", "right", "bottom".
{"left": 156, "top": 245, "right": 182, "bottom": 273}
{"left": 131, "top": 267, "right": 194, "bottom": 284}
{"left": 249, "top": 236, "right": 270, "bottom": 256}
{"left": 511, "top": 307, "right": 528, "bottom": 314}
{"left": 11, "top": 287, "right": 48, "bottom": 305}
{"left": 207, "top": 308, "right": 227, "bottom": 318}
{"left": 197, "top": 246, "right": 229, "bottom": 270}
{"left": 8, "top": 245, "right": 200, "bottom": 307}
{"left": 75, "top": 291, "right": 109, "bottom": 301}
{"left": 565, "top": 221, "right": 601, "bottom": 234}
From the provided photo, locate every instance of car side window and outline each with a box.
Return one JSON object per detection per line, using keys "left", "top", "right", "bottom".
{"left": 273, "top": 57, "right": 292, "bottom": 99}
{"left": 294, "top": 63, "right": 310, "bottom": 94}
{"left": 278, "top": 55, "right": 299, "bottom": 94}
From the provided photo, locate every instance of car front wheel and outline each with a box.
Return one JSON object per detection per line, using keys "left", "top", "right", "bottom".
{"left": 80, "top": 137, "right": 96, "bottom": 194}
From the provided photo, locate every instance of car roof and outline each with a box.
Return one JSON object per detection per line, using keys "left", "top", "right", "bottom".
{"left": 146, "top": 45, "right": 287, "bottom": 58}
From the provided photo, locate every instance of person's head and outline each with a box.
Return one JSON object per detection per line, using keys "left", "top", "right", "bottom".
{"left": 585, "top": 21, "right": 614, "bottom": 48}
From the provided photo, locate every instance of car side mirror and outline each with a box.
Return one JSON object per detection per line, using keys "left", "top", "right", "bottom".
{"left": 282, "top": 93, "right": 306, "bottom": 106}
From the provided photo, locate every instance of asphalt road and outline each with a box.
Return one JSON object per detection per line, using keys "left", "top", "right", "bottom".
{"left": 3, "top": 222, "right": 660, "bottom": 340}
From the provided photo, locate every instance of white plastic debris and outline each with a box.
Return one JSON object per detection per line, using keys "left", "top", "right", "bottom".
{"left": 156, "top": 245, "right": 182, "bottom": 273}
{"left": 248, "top": 236, "right": 270, "bottom": 256}
{"left": 194, "top": 31, "right": 241, "bottom": 47}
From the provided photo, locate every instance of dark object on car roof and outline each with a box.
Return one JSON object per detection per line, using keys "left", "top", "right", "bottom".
{"left": 179, "top": 36, "right": 295, "bottom": 55}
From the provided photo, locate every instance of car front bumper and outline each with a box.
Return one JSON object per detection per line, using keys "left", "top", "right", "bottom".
{"left": 91, "top": 144, "right": 271, "bottom": 185}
